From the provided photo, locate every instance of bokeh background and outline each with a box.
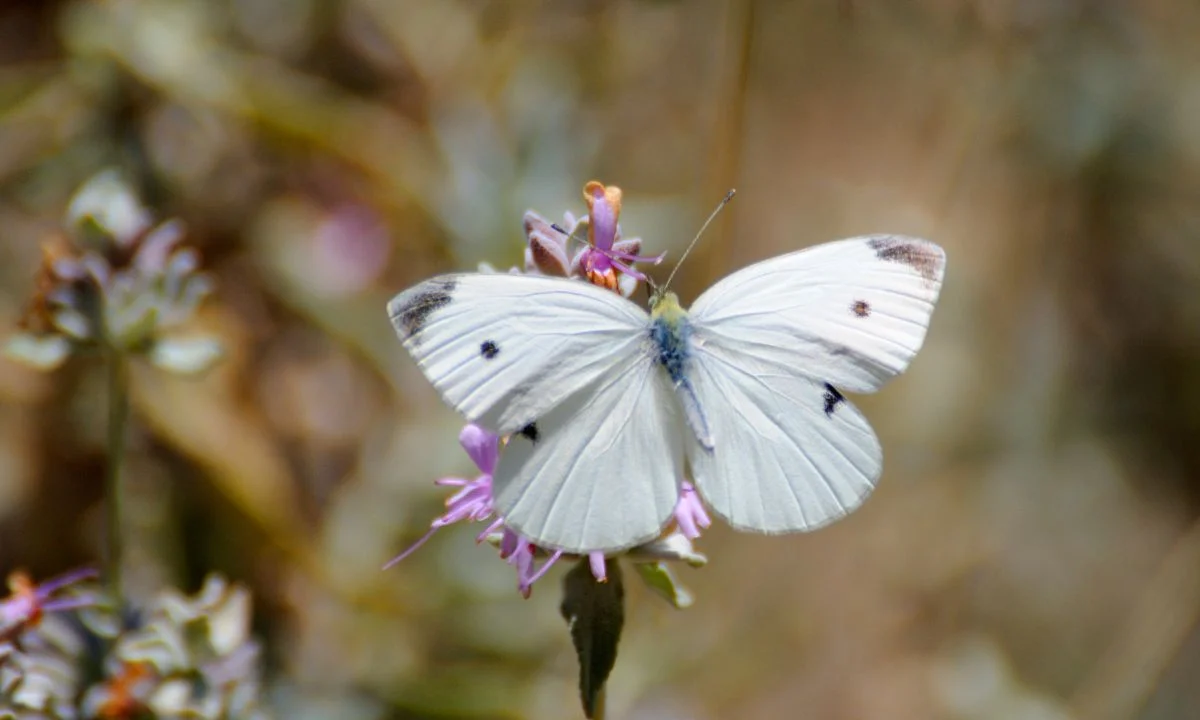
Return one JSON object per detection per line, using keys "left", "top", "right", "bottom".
{"left": 3, "top": 0, "right": 1200, "bottom": 718}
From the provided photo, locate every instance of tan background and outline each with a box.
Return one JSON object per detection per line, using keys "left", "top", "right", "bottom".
{"left": 2, "top": 1, "right": 1199, "bottom": 718}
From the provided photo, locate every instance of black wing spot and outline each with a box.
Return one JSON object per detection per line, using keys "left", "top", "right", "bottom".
{"left": 392, "top": 278, "right": 457, "bottom": 339}
{"left": 518, "top": 422, "right": 540, "bottom": 443}
{"left": 850, "top": 299, "right": 871, "bottom": 318}
{"left": 480, "top": 340, "right": 499, "bottom": 359}
{"left": 822, "top": 383, "right": 845, "bottom": 417}
{"left": 866, "top": 236, "right": 943, "bottom": 285}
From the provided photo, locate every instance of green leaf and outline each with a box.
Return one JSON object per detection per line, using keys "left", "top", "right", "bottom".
{"left": 560, "top": 558, "right": 624, "bottom": 719}
{"left": 633, "top": 561, "right": 695, "bottom": 609}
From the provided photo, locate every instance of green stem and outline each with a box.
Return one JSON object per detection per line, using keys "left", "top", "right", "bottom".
{"left": 105, "top": 348, "right": 129, "bottom": 608}
{"left": 594, "top": 688, "right": 606, "bottom": 720}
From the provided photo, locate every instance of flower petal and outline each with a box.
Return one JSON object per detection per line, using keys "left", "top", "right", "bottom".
{"left": 147, "top": 337, "right": 224, "bottom": 375}
{"left": 4, "top": 333, "right": 72, "bottom": 370}
{"left": 52, "top": 256, "right": 88, "bottom": 281}
{"left": 519, "top": 548, "right": 564, "bottom": 597}
{"left": 627, "top": 531, "right": 708, "bottom": 567}
{"left": 499, "top": 528, "right": 520, "bottom": 559}
{"left": 66, "top": 169, "right": 151, "bottom": 246}
{"left": 617, "top": 273, "right": 639, "bottom": 298}
{"left": 135, "top": 220, "right": 186, "bottom": 273}
{"left": 673, "top": 481, "right": 712, "bottom": 540}
{"left": 458, "top": 424, "right": 499, "bottom": 474}
{"left": 527, "top": 235, "right": 571, "bottom": 276}
{"left": 613, "top": 237, "right": 642, "bottom": 257}
{"left": 582, "top": 181, "right": 621, "bottom": 252}
{"left": 588, "top": 552, "right": 607, "bottom": 583}
{"left": 382, "top": 525, "right": 441, "bottom": 570}
{"left": 52, "top": 308, "right": 92, "bottom": 340}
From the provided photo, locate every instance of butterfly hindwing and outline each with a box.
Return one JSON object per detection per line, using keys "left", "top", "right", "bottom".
{"left": 387, "top": 273, "right": 650, "bottom": 436}
{"left": 684, "top": 341, "right": 883, "bottom": 533}
{"left": 493, "top": 354, "right": 684, "bottom": 554}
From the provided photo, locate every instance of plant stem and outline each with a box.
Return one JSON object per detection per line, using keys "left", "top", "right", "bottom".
{"left": 105, "top": 348, "right": 129, "bottom": 608}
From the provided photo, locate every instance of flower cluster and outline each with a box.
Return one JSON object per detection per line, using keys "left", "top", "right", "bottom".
{"left": 389, "top": 181, "right": 710, "bottom": 604}
{"left": 521, "top": 181, "right": 663, "bottom": 298}
{"left": 83, "top": 575, "right": 268, "bottom": 720}
{"left": 0, "top": 571, "right": 269, "bottom": 720}
{"left": 5, "top": 170, "right": 221, "bottom": 375}
{"left": 0, "top": 569, "right": 98, "bottom": 720}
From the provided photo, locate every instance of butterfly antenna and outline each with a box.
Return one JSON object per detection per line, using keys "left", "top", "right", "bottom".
{"left": 661, "top": 189, "right": 737, "bottom": 294}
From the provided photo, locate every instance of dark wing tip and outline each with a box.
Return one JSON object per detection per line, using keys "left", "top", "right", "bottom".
{"left": 387, "top": 277, "right": 459, "bottom": 340}
{"left": 865, "top": 235, "right": 946, "bottom": 286}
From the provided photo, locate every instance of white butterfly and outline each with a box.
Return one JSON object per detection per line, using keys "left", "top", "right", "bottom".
{"left": 388, "top": 235, "right": 945, "bottom": 554}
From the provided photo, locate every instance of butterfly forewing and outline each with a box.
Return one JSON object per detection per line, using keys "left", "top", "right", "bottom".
{"left": 688, "top": 235, "right": 946, "bottom": 394}
{"left": 387, "top": 273, "right": 650, "bottom": 436}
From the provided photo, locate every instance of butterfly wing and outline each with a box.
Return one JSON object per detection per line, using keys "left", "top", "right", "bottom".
{"left": 387, "top": 273, "right": 649, "bottom": 435}
{"left": 494, "top": 354, "right": 684, "bottom": 553}
{"left": 683, "top": 347, "right": 884, "bottom": 533}
{"left": 688, "top": 235, "right": 946, "bottom": 393}
{"left": 684, "top": 234, "right": 945, "bottom": 532}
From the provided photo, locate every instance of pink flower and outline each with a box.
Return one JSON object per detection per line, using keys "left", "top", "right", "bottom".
{"left": 383, "top": 424, "right": 499, "bottom": 569}
{"left": 384, "top": 424, "right": 580, "bottom": 597}
{"left": 387, "top": 423, "right": 708, "bottom": 598}
{"left": 672, "top": 482, "right": 712, "bottom": 540}
{"left": 575, "top": 181, "right": 664, "bottom": 290}
{"left": 521, "top": 181, "right": 663, "bottom": 298}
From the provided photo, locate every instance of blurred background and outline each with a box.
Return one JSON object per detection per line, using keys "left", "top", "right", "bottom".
{"left": 2, "top": 0, "right": 1200, "bottom": 718}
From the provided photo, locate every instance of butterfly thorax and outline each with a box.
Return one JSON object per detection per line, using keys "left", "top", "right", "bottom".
{"left": 649, "top": 292, "right": 692, "bottom": 384}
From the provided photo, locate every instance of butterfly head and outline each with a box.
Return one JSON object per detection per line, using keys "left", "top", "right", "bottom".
{"left": 650, "top": 290, "right": 686, "bottom": 322}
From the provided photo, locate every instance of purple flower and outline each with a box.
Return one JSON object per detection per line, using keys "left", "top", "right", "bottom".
{"left": 5, "top": 170, "right": 220, "bottom": 374}
{"left": 384, "top": 424, "right": 579, "bottom": 597}
{"left": 0, "top": 568, "right": 99, "bottom": 639}
{"left": 388, "top": 421, "right": 709, "bottom": 598}
{"left": 520, "top": 181, "right": 663, "bottom": 298}
{"left": 498, "top": 529, "right": 567, "bottom": 599}
{"left": 383, "top": 424, "right": 499, "bottom": 569}
{"left": 576, "top": 181, "right": 664, "bottom": 291}
{"left": 672, "top": 482, "right": 712, "bottom": 540}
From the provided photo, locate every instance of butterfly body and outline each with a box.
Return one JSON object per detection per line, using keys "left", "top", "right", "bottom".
{"left": 389, "top": 235, "right": 946, "bottom": 554}
{"left": 648, "top": 291, "right": 691, "bottom": 386}
{"left": 648, "top": 292, "right": 714, "bottom": 452}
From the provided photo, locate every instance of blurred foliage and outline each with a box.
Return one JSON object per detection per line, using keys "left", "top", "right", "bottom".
{"left": 2, "top": 0, "right": 1200, "bottom": 718}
